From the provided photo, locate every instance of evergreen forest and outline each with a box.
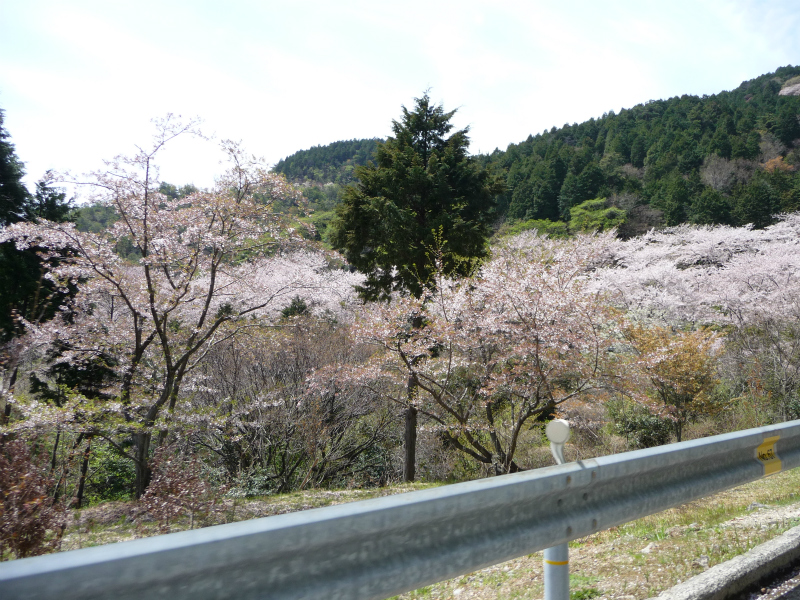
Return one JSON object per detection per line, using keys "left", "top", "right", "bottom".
{"left": 276, "top": 66, "right": 800, "bottom": 240}
{"left": 273, "top": 138, "right": 383, "bottom": 184}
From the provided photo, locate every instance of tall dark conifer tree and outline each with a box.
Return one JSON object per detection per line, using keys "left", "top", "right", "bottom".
{"left": 0, "top": 109, "right": 30, "bottom": 226}
{"left": 331, "top": 93, "right": 502, "bottom": 481}
{"left": 331, "top": 92, "right": 502, "bottom": 301}
{"left": 0, "top": 111, "right": 73, "bottom": 340}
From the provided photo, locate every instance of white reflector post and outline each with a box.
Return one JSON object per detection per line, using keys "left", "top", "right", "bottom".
{"left": 545, "top": 419, "right": 571, "bottom": 600}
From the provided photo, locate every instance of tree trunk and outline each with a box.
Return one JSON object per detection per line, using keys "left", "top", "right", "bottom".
{"left": 54, "top": 432, "right": 85, "bottom": 503}
{"left": 1, "top": 367, "right": 18, "bottom": 427}
{"left": 76, "top": 436, "right": 92, "bottom": 509}
{"left": 50, "top": 428, "right": 61, "bottom": 476}
{"left": 403, "top": 405, "right": 417, "bottom": 482}
{"left": 134, "top": 431, "right": 152, "bottom": 498}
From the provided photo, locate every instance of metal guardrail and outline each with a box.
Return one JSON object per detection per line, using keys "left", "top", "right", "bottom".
{"left": 3, "top": 420, "right": 800, "bottom": 600}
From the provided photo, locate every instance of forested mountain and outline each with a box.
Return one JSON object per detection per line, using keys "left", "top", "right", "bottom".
{"left": 271, "top": 139, "right": 382, "bottom": 243}
{"left": 273, "top": 138, "right": 382, "bottom": 184}
{"left": 482, "top": 65, "right": 800, "bottom": 235}
{"left": 273, "top": 67, "right": 800, "bottom": 238}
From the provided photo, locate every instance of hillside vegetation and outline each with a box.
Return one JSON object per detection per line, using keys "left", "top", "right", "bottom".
{"left": 485, "top": 65, "right": 800, "bottom": 235}
{"left": 1, "top": 68, "right": 799, "bottom": 569}
{"left": 275, "top": 66, "right": 800, "bottom": 239}
{"left": 273, "top": 138, "right": 382, "bottom": 184}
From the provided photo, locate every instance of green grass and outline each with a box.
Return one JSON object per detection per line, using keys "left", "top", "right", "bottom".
{"left": 571, "top": 587, "right": 601, "bottom": 600}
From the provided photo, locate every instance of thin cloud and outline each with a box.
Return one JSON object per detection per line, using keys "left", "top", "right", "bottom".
{"left": 0, "top": 0, "right": 798, "bottom": 192}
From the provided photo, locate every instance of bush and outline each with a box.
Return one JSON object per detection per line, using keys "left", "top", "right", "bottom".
{"left": 607, "top": 401, "right": 672, "bottom": 449}
{"left": 0, "top": 438, "right": 66, "bottom": 559}
{"left": 569, "top": 198, "right": 626, "bottom": 232}
{"left": 497, "top": 218, "right": 569, "bottom": 239}
{"left": 281, "top": 296, "right": 309, "bottom": 319}
{"left": 141, "top": 447, "right": 227, "bottom": 532}
{"left": 82, "top": 441, "right": 136, "bottom": 505}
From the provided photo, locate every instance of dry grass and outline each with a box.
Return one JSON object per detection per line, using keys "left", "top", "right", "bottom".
{"left": 50, "top": 468, "right": 800, "bottom": 600}
{"left": 60, "top": 483, "right": 441, "bottom": 552}
{"left": 392, "top": 468, "right": 800, "bottom": 600}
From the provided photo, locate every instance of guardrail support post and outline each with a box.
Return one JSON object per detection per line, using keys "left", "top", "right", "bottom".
{"left": 544, "top": 419, "right": 571, "bottom": 600}
{"left": 544, "top": 543, "right": 569, "bottom": 600}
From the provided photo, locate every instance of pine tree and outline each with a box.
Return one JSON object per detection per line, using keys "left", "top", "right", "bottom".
{"left": 0, "top": 114, "right": 74, "bottom": 340}
{"left": 0, "top": 109, "right": 30, "bottom": 226}
{"left": 331, "top": 93, "right": 502, "bottom": 301}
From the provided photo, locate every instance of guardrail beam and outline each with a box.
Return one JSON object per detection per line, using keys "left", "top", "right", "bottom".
{"left": 3, "top": 421, "right": 799, "bottom": 600}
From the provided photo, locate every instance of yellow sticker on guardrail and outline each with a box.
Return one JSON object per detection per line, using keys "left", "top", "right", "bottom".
{"left": 756, "top": 435, "right": 781, "bottom": 476}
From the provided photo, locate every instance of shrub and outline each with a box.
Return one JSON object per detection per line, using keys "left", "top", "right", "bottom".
{"left": 607, "top": 401, "right": 672, "bottom": 449}
{"left": 83, "top": 441, "right": 136, "bottom": 505}
{"left": 497, "top": 218, "right": 569, "bottom": 239}
{"left": 141, "top": 447, "right": 227, "bottom": 532}
{"left": 281, "top": 296, "right": 309, "bottom": 319}
{"left": 569, "top": 198, "right": 626, "bottom": 232}
{"left": 0, "top": 438, "right": 66, "bottom": 559}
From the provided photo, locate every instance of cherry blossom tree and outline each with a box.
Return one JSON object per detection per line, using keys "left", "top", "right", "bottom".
{"left": 723, "top": 309, "right": 800, "bottom": 421}
{"left": 338, "top": 230, "right": 622, "bottom": 474}
{"left": 0, "top": 116, "right": 360, "bottom": 497}
{"left": 591, "top": 215, "right": 800, "bottom": 327}
{"left": 183, "top": 317, "right": 394, "bottom": 493}
{"left": 699, "top": 155, "right": 755, "bottom": 193}
{"left": 592, "top": 215, "right": 800, "bottom": 424}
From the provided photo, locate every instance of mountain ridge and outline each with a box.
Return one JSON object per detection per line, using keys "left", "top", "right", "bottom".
{"left": 274, "top": 66, "right": 800, "bottom": 235}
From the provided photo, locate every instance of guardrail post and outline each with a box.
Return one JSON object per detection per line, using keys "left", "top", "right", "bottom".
{"left": 544, "top": 543, "right": 570, "bottom": 600}
{"left": 544, "top": 419, "right": 571, "bottom": 600}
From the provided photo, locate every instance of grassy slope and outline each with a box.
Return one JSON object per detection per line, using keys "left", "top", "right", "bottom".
{"left": 56, "top": 470, "right": 800, "bottom": 600}
{"left": 394, "top": 469, "right": 800, "bottom": 600}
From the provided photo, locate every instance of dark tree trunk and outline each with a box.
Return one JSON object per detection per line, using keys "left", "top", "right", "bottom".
{"left": 54, "top": 432, "right": 85, "bottom": 503}
{"left": 76, "top": 436, "right": 92, "bottom": 509}
{"left": 403, "top": 405, "right": 417, "bottom": 482}
{"left": 2, "top": 367, "right": 18, "bottom": 427}
{"left": 134, "top": 431, "right": 152, "bottom": 499}
{"left": 50, "top": 428, "right": 61, "bottom": 476}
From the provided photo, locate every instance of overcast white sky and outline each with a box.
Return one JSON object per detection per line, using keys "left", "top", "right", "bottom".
{"left": 1, "top": 0, "right": 799, "bottom": 195}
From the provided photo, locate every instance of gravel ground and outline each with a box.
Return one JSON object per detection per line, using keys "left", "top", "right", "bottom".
{"left": 743, "top": 559, "right": 800, "bottom": 600}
